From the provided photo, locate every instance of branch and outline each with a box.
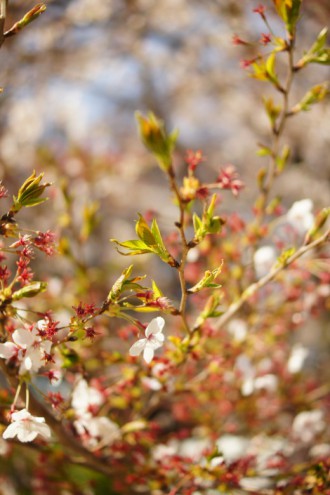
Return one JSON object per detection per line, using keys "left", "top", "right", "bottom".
{"left": 214, "top": 229, "right": 330, "bottom": 331}
{"left": 0, "top": 0, "right": 7, "bottom": 48}
{"left": 0, "top": 360, "right": 115, "bottom": 477}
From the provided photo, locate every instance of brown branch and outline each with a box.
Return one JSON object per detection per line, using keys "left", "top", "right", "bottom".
{"left": 214, "top": 228, "right": 330, "bottom": 331}
{"left": 0, "top": 0, "right": 7, "bottom": 48}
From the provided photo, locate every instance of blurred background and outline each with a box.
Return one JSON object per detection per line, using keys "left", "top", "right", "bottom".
{"left": 0, "top": 0, "right": 329, "bottom": 291}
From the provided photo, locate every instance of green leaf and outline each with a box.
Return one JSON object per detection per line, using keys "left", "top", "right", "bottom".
{"left": 304, "top": 207, "right": 330, "bottom": 244}
{"left": 152, "top": 280, "right": 164, "bottom": 298}
{"left": 263, "top": 97, "right": 281, "bottom": 126}
{"left": 108, "top": 265, "right": 146, "bottom": 301}
{"left": 276, "top": 144, "right": 290, "bottom": 172}
{"left": 12, "top": 281, "right": 47, "bottom": 300}
{"left": 309, "top": 27, "right": 328, "bottom": 54}
{"left": 111, "top": 238, "right": 153, "bottom": 256}
{"left": 135, "top": 111, "right": 178, "bottom": 171}
{"left": 194, "top": 293, "right": 223, "bottom": 328}
{"left": 192, "top": 195, "right": 224, "bottom": 243}
{"left": 256, "top": 145, "right": 272, "bottom": 157}
{"left": 272, "top": 0, "right": 301, "bottom": 34}
{"left": 151, "top": 218, "right": 169, "bottom": 256}
{"left": 291, "top": 83, "right": 329, "bottom": 113}
{"left": 136, "top": 214, "right": 156, "bottom": 246}
{"left": 12, "top": 171, "right": 51, "bottom": 212}
{"left": 296, "top": 28, "right": 330, "bottom": 68}
{"left": 188, "top": 263, "right": 223, "bottom": 294}
{"left": 111, "top": 218, "right": 177, "bottom": 266}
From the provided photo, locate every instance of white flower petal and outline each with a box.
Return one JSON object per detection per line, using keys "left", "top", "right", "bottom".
{"left": 145, "top": 317, "right": 165, "bottom": 338}
{"left": 0, "top": 342, "right": 17, "bottom": 360}
{"left": 12, "top": 329, "right": 35, "bottom": 348}
{"left": 148, "top": 334, "right": 164, "bottom": 349}
{"left": 72, "top": 379, "right": 104, "bottom": 416}
{"left": 3, "top": 409, "right": 51, "bottom": 443}
{"left": 129, "top": 339, "right": 147, "bottom": 357}
{"left": 143, "top": 346, "right": 155, "bottom": 364}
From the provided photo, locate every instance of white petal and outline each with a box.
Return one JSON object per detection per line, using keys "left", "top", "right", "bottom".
{"left": 3, "top": 422, "right": 20, "bottom": 440}
{"left": 147, "top": 335, "right": 164, "bottom": 350}
{"left": 10, "top": 409, "right": 31, "bottom": 421}
{"left": 12, "top": 329, "right": 34, "bottom": 348}
{"left": 40, "top": 340, "right": 52, "bottom": 354}
{"left": 33, "top": 421, "right": 51, "bottom": 440}
{"left": 72, "top": 379, "right": 103, "bottom": 415}
{"left": 17, "top": 426, "right": 39, "bottom": 443}
{"left": 145, "top": 317, "right": 165, "bottom": 338}
{"left": 22, "top": 356, "right": 33, "bottom": 371}
{"left": 129, "top": 339, "right": 147, "bottom": 357}
{"left": 88, "top": 417, "right": 121, "bottom": 444}
{"left": 143, "top": 346, "right": 154, "bottom": 364}
{"left": 0, "top": 342, "right": 17, "bottom": 359}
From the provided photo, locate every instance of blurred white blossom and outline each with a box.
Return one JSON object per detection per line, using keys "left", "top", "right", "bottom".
{"left": 253, "top": 246, "right": 276, "bottom": 279}
{"left": 227, "top": 318, "right": 247, "bottom": 342}
{"left": 292, "top": 410, "right": 325, "bottom": 443}
{"left": 216, "top": 435, "right": 249, "bottom": 462}
{"left": 72, "top": 379, "right": 120, "bottom": 449}
{"left": 287, "top": 344, "right": 309, "bottom": 373}
{"left": 287, "top": 199, "right": 314, "bottom": 234}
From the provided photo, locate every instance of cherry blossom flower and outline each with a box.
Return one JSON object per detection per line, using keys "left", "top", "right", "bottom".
{"left": 253, "top": 245, "right": 276, "bottom": 279}
{"left": 216, "top": 165, "right": 244, "bottom": 197}
{"left": 72, "top": 378, "right": 104, "bottom": 417}
{"left": 287, "top": 344, "right": 309, "bottom": 373}
{"left": 216, "top": 434, "right": 249, "bottom": 462}
{"left": 240, "top": 477, "right": 272, "bottom": 491}
{"left": 74, "top": 416, "right": 121, "bottom": 449}
{"left": 2, "top": 409, "right": 51, "bottom": 443}
{"left": 287, "top": 199, "right": 314, "bottom": 234}
{"left": 0, "top": 323, "right": 53, "bottom": 375}
{"left": 72, "top": 379, "right": 120, "bottom": 449}
{"left": 129, "top": 317, "right": 165, "bottom": 364}
{"left": 260, "top": 33, "right": 271, "bottom": 45}
{"left": 292, "top": 410, "right": 325, "bottom": 443}
{"left": 227, "top": 318, "right": 247, "bottom": 342}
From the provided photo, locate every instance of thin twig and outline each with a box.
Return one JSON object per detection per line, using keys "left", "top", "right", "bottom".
{"left": 214, "top": 229, "right": 329, "bottom": 331}
{"left": 167, "top": 165, "right": 190, "bottom": 333}
{"left": 0, "top": 0, "right": 7, "bottom": 48}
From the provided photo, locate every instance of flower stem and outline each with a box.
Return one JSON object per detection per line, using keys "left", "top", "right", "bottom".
{"left": 167, "top": 165, "right": 190, "bottom": 333}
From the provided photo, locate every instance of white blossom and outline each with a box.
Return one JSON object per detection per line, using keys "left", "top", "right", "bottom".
{"left": 253, "top": 246, "right": 276, "bottom": 279}
{"left": 287, "top": 344, "right": 309, "bottom": 373}
{"left": 236, "top": 355, "right": 278, "bottom": 396}
{"left": 141, "top": 377, "right": 162, "bottom": 391}
{"left": 74, "top": 416, "right": 121, "bottom": 449}
{"left": 72, "top": 378, "right": 104, "bottom": 417}
{"left": 216, "top": 435, "right": 249, "bottom": 462}
{"left": 240, "top": 477, "right": 272, "bottom": 491}
{"left": 292, "top": 410, "right": 325, "bottom": 443}
{"left": 287, "top": 198, "right": 314, "bottom": 234}
{"left": 129, "top": 317, "right": 165, "bottom": 364}
{"left": 72, "top": 379, "right": 120, "bottom": 449}
{"left": 0, "top": 325, "right": 52, "bottom": 375}
{"left": 227, "top": 318, "right": 247, "bottom": 342}
{"left": 254, "top": 374, "right": 278, "bottom": 392}
{"left": 2, "top": 409, "right": 51, "bottom": 443}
